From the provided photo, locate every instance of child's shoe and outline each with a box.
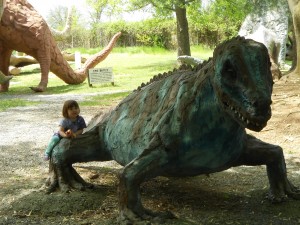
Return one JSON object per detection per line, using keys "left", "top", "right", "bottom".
{"left": 44, "top": 154, "right": 50, "bottom": 161}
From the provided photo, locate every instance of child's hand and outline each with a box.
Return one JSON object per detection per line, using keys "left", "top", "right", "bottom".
{"left": 65, "top": 129, "right": 73, "bottom": 138}
{"left": 44, "top": 154, "right": 50, "bottom": 161}
{"left": 65, "top": 129, "right": 76, "bottom": 138}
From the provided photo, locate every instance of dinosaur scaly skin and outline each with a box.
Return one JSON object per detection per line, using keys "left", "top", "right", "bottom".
{"left": 104, "top": 36, "right": 273, "bottom": 168}
{"left": 48, "top": 36, "right": 300, "bottom": 223}
{"left": 0, "top": 0, "right": 121, "bottom": 92}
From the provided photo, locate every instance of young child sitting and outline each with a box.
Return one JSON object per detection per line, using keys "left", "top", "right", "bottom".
{"left": 44, "top": 100, "right": 87, "bottom": 161}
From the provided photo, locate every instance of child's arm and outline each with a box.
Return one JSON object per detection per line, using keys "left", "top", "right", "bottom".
{"left": 72, "top": 129, "right": 84, "bottom": 138}
{"left": 57, "top": 126, "right": 72, "bottom": 138}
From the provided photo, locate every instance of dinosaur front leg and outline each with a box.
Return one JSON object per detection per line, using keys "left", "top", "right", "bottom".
{"left": 0, "top": 44, "right": 13, "bottom": 92}
{"left": 118, "top": 134, "right": 175, "bottom": 224}
{"left": 45, "top": 132, "right": 111, "bottom": 193}
{"left": 234, "top": 134, "right": 300, "bottom": 202}
{"left": 30, "top": 51, "right": 50, "bottom": 92}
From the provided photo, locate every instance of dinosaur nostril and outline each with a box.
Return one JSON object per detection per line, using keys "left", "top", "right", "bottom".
{"left": 252, "top": 100, "right": 258, "bottom": 107}
{"left": 251, "top": 99, "right": 272, "bottom": 117}
{"left": 252, "top": 99, "right": 272, "bottom": 108}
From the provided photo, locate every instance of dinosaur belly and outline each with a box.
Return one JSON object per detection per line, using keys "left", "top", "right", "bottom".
{"left": 164, "top": 130, "right": 246, "bottom": 176}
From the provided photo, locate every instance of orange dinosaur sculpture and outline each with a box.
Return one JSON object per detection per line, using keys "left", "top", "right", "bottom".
{"left": 0, "top": 0, "right": 121, "bottom": 92}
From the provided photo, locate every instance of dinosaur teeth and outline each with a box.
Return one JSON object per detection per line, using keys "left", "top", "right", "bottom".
{"left": 224, "top": 101, "right": 257, "bottom": 127}
{"left": 224, "top": 100, "right": 265, "bottom": 129}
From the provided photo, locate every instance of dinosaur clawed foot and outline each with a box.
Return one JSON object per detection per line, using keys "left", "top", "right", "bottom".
{"left": 285, "top": 180, "right": 300, "bottom": 200}
{"left": 267, "top": 179, "right": 300, "bottom": 203}
{"left": 30, "top": 82, "right": 47, "bottom": 92}
{"left": 30, "top": 85, "right": 46, "bottom": 92}
{"left": 44, "top": 161, "right": 94, "bottom": 194}
{"left": 119, "top": 207, "right": 176, "bottom": 225}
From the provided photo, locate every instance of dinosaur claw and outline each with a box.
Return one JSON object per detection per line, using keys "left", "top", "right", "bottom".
{"left": 119, "top": 208, "right": 176, "bottom": 225}
{"left": 267, "top": 192, "right": 288, "bottom": 203}
{"left": 266, "top": 179, "right": 300, "bottom": 203}
{"left": 29, "top": 86, "right": 46, "bottom": 92}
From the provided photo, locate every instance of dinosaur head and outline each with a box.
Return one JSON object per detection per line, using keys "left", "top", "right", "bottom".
{"left": 212, "top": 36, "right": 273, "bottom": 132}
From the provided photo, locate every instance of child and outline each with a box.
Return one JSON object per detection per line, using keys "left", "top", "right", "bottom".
{"left": 44, "top": 100, "right": 87, "bottom": 161}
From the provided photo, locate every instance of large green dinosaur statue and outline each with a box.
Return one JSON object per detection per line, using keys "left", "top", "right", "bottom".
{"left": 0, "top": 0, "right": 121, "bottom": 92}
{"left": 46, "top": 36, "right": 300, "bottom": 223}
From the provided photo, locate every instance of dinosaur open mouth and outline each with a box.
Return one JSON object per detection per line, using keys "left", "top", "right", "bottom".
{"left": 222, "top": 100, "right": 267, "bottom": 131}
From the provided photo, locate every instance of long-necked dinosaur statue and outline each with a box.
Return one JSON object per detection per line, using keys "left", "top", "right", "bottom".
{"left": 46, "top": 36, "right": 300, "bottom": 223}
{"left": 0, "top": 0, "right": 121, "bottom": 92}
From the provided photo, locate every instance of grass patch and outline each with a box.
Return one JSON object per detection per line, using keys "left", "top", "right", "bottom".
{"left": 0, "top": 46, "right": 214, "bottom": 110}
{"left": 67, "top": 46, "right": 172, "bottom": 55}
{"left": 191, "top": 45, "right": 214, "bottom": 60}
{"left": 81, "top": 91, "right": 131, "bottom": 107}
{"left": 0, "top": 99, "right": 40, "bottom": 111}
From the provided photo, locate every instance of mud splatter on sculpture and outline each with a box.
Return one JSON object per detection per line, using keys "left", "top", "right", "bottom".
{"left": 46, "top": 36, "right": 300, "bottom": 223}
{"left": 0, "top": 0, "right": 121, "bottom": 92}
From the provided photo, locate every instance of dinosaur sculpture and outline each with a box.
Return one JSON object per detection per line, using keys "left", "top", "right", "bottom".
{"left": 45, "top": 37, "right": 300, "bottom": 223}
{"left": 238, "top": 0, "right": 289, "bottom": 67}
{"left": 0, "top": 0, "right": 121, "bottom": 92}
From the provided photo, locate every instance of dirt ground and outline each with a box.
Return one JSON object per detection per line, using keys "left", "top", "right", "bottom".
{"left": 0, "top": 75, "right": 300, "bottom": 225}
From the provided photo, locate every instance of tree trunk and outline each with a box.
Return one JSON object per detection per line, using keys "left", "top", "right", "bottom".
{"left": 287, "top": 0, "right": 300, "bottom": 76}
{"left": 175, "top": 4, "right": 191, "bottom": 57}
{"left": 290, "top": 22, "right": 297, "bottom": 70}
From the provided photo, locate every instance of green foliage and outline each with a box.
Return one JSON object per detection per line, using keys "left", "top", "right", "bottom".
{"left": 45, "top": 0, "right": 250, "bottom": 50}
{"left": 46, "top": 5, "right": 69, "bottom": 30}
{"left": 68, "top": 46, "right": 170, "bottom": 55}
{"left": 188, "top": 0, "right": 250, "bottom": 47}
{"left": 81, "top": 91, "right": 131, "bottom": 106}
{"left": 1, "top": 46, "right": 213, "bottom": 111}
{"left": 86, "top": 0, "right": 124, "bottom": 24}
{"left": 93, "top": 19, "right": 176, "bottom": 49}
{"left": 132, "top": 19, "right": 175, "bottom": 48}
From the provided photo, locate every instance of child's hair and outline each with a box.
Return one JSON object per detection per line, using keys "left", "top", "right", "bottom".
{"left": 62, "top": 100, "right": 80, "bottom": 118}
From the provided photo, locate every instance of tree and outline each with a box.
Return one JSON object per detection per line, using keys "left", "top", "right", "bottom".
{"left": 86, "top": 0, "right": 123, "bottom": 24}
{"left": 46, "top": 5, "right": 88, "bottom": 49}
{"left": 85, "top": 0, "right": 123, "bottom": 47}
{"left": 188, "top": 0, "right": 250, "bottom": 47}
{"left": 128, "top": 0, "right": 199, "bottom": 56}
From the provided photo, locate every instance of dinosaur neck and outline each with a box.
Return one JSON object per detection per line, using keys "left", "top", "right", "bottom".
{"left": 82, "top": 32, "right": 122, "bottom": 73}
{"left": 49, "top": 32, "right": 122, "bottom": 84}
{"left": 168, "top": 65, "right": 243, "bottom": 138}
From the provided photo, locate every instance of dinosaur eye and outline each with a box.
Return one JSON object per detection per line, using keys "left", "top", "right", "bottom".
{"left": 222, "top": 60, "right": 236, "bottom": 81}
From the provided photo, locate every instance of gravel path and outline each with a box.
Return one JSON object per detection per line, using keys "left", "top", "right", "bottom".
{"left": 0, "top": 93, "right": 104, "bottom": 146}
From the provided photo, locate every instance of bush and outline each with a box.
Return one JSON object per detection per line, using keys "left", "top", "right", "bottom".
{"left": 57, "top": 7, "right": 246, "bottom": 50}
